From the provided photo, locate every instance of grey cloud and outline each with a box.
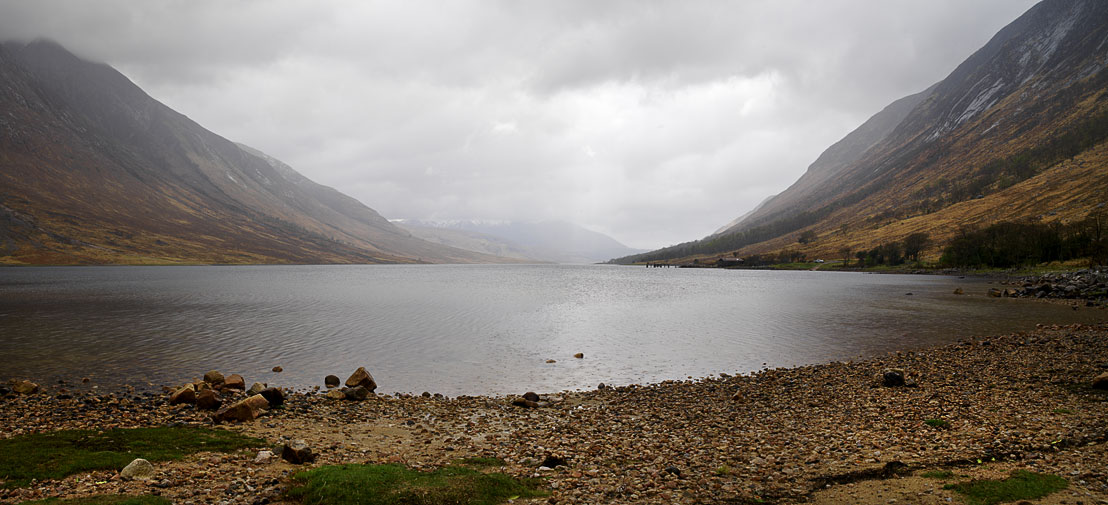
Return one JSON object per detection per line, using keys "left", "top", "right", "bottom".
{"left": 0, "top": 0, "right": 1040, "bottom": 249}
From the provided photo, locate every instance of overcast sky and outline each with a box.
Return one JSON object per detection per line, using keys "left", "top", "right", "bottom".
{"left": 0, "top": 0, "right": 1039, "bottom": 249}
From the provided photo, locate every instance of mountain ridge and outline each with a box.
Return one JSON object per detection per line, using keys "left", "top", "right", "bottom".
{"left": 616, "top": 0, "right": 1108, "bottom": 265}
{"left": 0, "top": 39, "right": 512, "bottom": 265}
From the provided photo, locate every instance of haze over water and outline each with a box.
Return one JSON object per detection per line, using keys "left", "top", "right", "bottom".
{"left": 0, "top": 265, "right": 1098, "bottom": 396}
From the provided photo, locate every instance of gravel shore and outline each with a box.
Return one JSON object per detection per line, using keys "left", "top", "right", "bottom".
{"left": 2, "top": 322, "right": 1107, "bottom": 505}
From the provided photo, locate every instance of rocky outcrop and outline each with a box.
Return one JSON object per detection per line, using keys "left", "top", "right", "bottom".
{"left": 1001, "top": 268, "right": 1108, "bottom": 302}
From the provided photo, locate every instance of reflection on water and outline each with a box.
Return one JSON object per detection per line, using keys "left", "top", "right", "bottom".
{"left": 0, "top": 265, "right": 1101, "bottom": 395}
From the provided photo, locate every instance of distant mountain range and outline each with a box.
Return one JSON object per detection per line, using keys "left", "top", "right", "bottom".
{"left": 0, "top": 40, "right": 511, "bottom": 265}
{"left": 394, "top": 219, "right": 645, "bottom": 264}
{"left": 617, "top": 0, "right": 1108, "bottom": 265}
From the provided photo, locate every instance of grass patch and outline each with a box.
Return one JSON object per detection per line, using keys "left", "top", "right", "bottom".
{"left": 944, "top": 470, "right": 1068, "bottom": 505}
{"left": 453, "top": 457, "right": 507, "bottom": 467}
{"left": 287, "top": 463, "right": 547, "bottom": 505}
{"left": 0, "top": 427, "right": 264, "bottom": 488}
{"left": 1052, "top": 408, "right": 1074, "bottom": 415}
{"left": 921, "top": 470, "right": 955, "bottom": 479}
{"left": 16, "top": 495, "right": 171, "bottom": 505}
{"left": 715, "top": 464, "right": 731, "bottom": 476}
{"left": 924, "top": 419, "right": 950, "bottom": 429}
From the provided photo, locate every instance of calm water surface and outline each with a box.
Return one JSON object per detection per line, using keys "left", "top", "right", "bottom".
{"left": 0, "top": 265, "right": 1101, "bottom": 395}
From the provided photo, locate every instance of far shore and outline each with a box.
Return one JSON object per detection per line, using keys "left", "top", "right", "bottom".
{"left": 2, "top": 321, "right": 1107, "bottom": 505}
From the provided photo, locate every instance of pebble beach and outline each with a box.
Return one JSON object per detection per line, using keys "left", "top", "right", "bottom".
{"left": 1, "top": 321, "right": 1107, "bottom": 505}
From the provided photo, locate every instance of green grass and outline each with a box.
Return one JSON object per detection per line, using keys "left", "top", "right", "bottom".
{"left": 453, "top": 457, "right": 507, "bottom": 467}
{"left": 0, "top": 427, "right": 265, "bottom": 488}
{"left": 715, "top": 464, "right": 731, "bottom": 476}
{"left": 921, "top": 470, "right": 955, "bottom": 479}
{"left": 16, "top": 495, "right": 171, "bottom": 505}
{"left": 1052, "top": 408, "right": 1074, "bottom": 415}
{"left": 287, "top": 463, "right": 547, "bottom": 505}
{"left": 924, "top": 419, "right": 950, "bottom": 429}
{"left": 944, "top": 470, "right": 1068, "bottom": 505}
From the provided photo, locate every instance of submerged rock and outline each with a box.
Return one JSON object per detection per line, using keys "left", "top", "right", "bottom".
{"left": 247, "top": 382, "right": 266, "bottom": 395}
{"left": 324, "top": 375, "right": 340, "bottom": 388}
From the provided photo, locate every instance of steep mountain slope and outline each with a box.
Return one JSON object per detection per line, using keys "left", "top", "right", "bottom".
{"left": 396, "top": 219, "right": 645, "bottom": 264}
{"left": 619, "top": 0, "right": 1108, "bottom": 264}
{"left": 0, "top": 40, "right": 506, "bottom": 265}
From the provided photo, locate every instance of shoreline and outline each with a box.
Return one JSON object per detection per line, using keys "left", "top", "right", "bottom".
{"left": 2, "top": 323, "right": 1107, "bottom": 504}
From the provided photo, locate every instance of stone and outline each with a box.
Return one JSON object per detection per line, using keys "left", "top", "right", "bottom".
{"left": 242, "top": 394, "right": 270, "bottom": 411}
{"left": 1004, "top": 288, "right": 1020, "bottom": 297}
{"left": 120, "top": 458, "right": 155, "bottom": 481}
{"left": 203, "top": 370, "right": 225, "bottom": 385}
{"left": 223, "top": 374, "right": 246, "bottom": 390}
{"left": 281, "top": 440, "right": 316, "bottom": 464}
{"left": 953, "top": 288, "right": 964, "bottom": 295}
{"left": 512, "top": 398, "right": 539, "bottom": 408}
{"left": 345, "top": 367, "right": 377, "bottom": 391}
{"left": 664, "top": 465, "right": 681, "bottom": 477}
{"left": 324, "top": 389, "right": 345, "bottom": 400}
{"left": 247, "top": 382, "right": 266, "bottom": 395}
{"left": 1093, "top": 372, "right": 1108, "bottom": 390}
{"left": 882, "top": 369, "right": 906, "bottom": 387}
{"left": 574, "top": 353, "right": 584, "bottom": 359}
{"left": 10, "top": 380, "right": 39, "bottom": 395}
{"left": 260, "top": 387, "right": 285, "bottom": 407}
{"left": 0, "top": 386, "right": 10, "bottom": 396}
{"left": 598, "top": 383, "right": 607, "bottom": 390}
{"left": 169, "top": 384, "right": 196, "bottom": 405}
{"left": 523, "top": 391, "right": 540, "bottom": 402}
{"left": 195, "top": 389, "right": 222, "bottom": 410}
{"left": 324, "top": 375, "right": 341, "bottom": 388}
{"left": 344, "top": 385, "right": 371, "bottom": 401}
{"left": 272, "top": 366, "right": 283, "bottom": 373}
{"left": 546, "top": 359, "right": 557, "bottom": 363}
{"left": 214, "top": 398, "right": 262, "bottom": 423}
{"left": 987, "top": 288, "right": 1002, "bottom": 297}
{"left": 254, "top": 450, "right": 276, "bottom": 464}
{"left": 540, "top": 455, "right": 568, "bottom": 468}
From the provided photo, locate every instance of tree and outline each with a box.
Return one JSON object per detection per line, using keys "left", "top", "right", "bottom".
{"left": 902, "top": 232, "right": 930, "bottom": 262}
{"left": 798, "top": 230, "right": 818, "bottom": 244}
{"left": 839, "top": 246, "right": 853, "bottom": 267}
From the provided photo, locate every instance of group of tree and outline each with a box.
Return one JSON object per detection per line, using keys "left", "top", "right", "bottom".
{"left": 940, "top": 213, "right": 1107, "bottom": 268}
{"left": 848, "top": 232, "right": 930, "bottom": 267}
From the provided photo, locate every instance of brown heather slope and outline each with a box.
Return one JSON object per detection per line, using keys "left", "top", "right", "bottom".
{"left": 618, "top": 0, "right": 1108, "bottom": 265}
{"left": 0, "top": 40, "right": 513, "bottom": 265}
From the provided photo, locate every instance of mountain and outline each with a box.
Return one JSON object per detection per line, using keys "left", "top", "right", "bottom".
{"left": 395, "top": 219, "right": 646, "bottom": 264}
{"left": 0, "top": 40, "right": 509, "bottom": 265}
{"left": 618, "top": 0, "right": 1108, "bottom": 264}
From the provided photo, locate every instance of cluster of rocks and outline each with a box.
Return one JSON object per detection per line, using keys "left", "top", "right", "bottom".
{"left": 322, "top": 366, "right": 378, "bottom": 401}
{"left": 997, "top": 267, "right": 1108, "bottom": 301}
{"left": 166, "top": 370, "right": 284, "bottom": 423}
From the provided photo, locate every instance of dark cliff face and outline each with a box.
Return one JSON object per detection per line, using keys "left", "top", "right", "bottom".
{"left": 0, "top": 40, "right": 502, "bottom": 264}
{"left": 625, "top": 0, "right": 1108, "bottom": 264}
